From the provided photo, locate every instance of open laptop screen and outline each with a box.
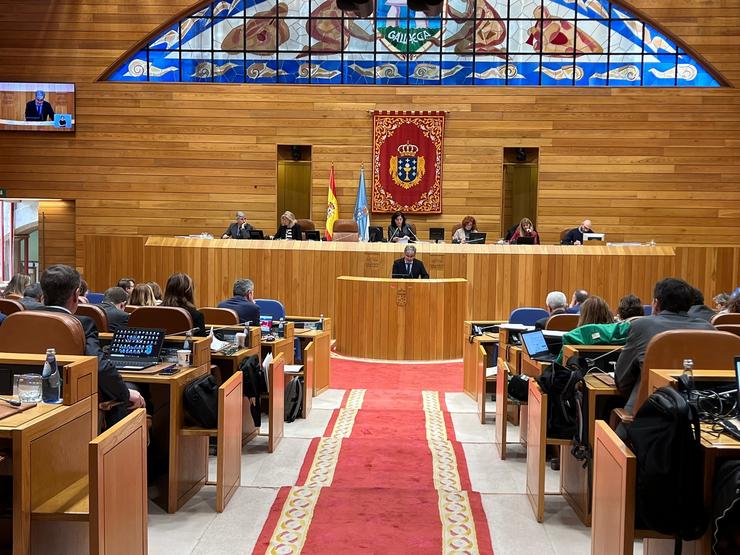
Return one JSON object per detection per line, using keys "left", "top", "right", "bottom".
{"left": 260, "top": 316, "right": 273, "bottom": 334}
{"left": 110, "top": 328, "right": 165, "bottom": 360}
{"left": 521, "top": 330, "right": 549, "bottom": 358}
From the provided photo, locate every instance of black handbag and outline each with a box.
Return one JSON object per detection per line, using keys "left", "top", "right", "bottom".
{"left": 183, "top": 375, "right": 219, "bottom": 428}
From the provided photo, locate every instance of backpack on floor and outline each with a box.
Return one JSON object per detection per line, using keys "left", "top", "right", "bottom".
{"left": 627, "top": 387, "right": 707, "bottom": 544}
{"left": 183, "top": 375, "right": 219, "bottom": 429}
{"left": 284, "top": 376, "right": 303, "bottom": 423}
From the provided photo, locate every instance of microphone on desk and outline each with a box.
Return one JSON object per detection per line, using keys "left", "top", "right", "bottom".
{"left": 388, "top": 227, "right": 399, "bottom": 242}
{"left": 170, "top": 327, "right": 200, "bottom": 336}
{"left": 407, "top": 227, "right": 418, "bottom": 242}
{"left": 469, "top": 324, "right": 500, "bottom": 343}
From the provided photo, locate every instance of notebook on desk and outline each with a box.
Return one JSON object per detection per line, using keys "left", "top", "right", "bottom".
{"left": 719, "top": 356, "right": 740, "bottom": 441}
{"left": 109, "top": 327, "right": 165, "bottom": 370}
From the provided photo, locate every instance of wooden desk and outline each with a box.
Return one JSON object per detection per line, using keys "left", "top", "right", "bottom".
{"left": 462, "top": 320, "right": 502, "bottom": 424}
{"left": 292, "top": 325, "right": 331, "bottom": 396}
{"left": 494, "top": 328, "right": 526, "bottom": 459}
{"left": 261, "top": 322, "right": 294, "bottom": 365}
{"left": 0, "top": 355, "right": 99, "bottom": 555}
{"left": 335, "top": 276, "right": 468, "bottom": 360}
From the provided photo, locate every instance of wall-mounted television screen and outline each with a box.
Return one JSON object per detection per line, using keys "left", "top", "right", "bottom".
{"left": 0, "top": 82, "right": 75, "bottom": 132}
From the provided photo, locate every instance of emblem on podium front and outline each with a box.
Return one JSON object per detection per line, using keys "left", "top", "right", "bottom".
{"left": 390, "top": 142, "right": 425, "bottom": 189}
{"left": 396, "top": 287, "right": 407, "bottom": 307}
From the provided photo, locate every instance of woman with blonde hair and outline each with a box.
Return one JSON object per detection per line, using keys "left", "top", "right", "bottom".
{"left": 508, "top": 217, "right": 540, "bottom": 245}
{"left": 162, "top": 273, "right": 206, "bottom": 336}
{"left": 274, "top": 211, "right": 302, "bottom": 240}
{"left": 452, "top": 216, "right": 478, "bottom": 244}
{"left": 147, "top": 281, "right": 163, "bottom": 304}
{"left": 128, "top": 284, "right": 156, "bottom": 307}
{"left": 578, "top": 295, "right": 614, "bottom": 326}
{"left": 4, "top": 273, "right": 31, "bottom": 299}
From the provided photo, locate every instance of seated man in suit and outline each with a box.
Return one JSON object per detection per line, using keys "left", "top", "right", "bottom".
{"left": 535, "top": 290, "right": 568, "bottom": 329}
{"left": 391, "top": 245, "right": 429, "bottom": 279}
{"left": 117, "top": 277, "right": 135, "bottom": 296}
{"left": 40, "top": 265, "right": 144, "bottom": 419}
{"left": 565, "top": 289, "right": 589, "bottom": 314}
{"left": 217, "top": 278, "right": 261, "bottom": 325}
{"left": 561, "top": 219, "right": 594, "bottom": 245}
{"left": 25, "top": 90, "right": 55, "bottom": 122}
{"left": 615, "top": 278, "right": 715, "bottom": 417}
{"left": 222, "top": 211, "right": 253, "bottom": 239}
{"left": 687, "top": 286, "right": 716, "bottom": 322}
{"left": 99, "top": 287, "right": 130, "bottom": 332}
{"left": 20, "top": 283, "right": 44, "bottom": 310}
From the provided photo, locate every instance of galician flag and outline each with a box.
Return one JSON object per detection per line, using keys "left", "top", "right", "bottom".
{"left": 325, "top": 164, "right": 339, "bottom": 240}
{"left": 354, "top": 166, "right": 370, "bottom": 242}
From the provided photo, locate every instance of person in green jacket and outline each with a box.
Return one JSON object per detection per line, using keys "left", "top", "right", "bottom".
{"left": 555, "top": 321, "right": 632, "bottom": 364}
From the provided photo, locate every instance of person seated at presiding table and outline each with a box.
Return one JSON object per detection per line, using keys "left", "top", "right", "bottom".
{"left": 117, "top": 277, "right": 135, "bottom": 297}
{"left": 99, "top": 287, "right": 130, "bottom": 332}
{"left": 534, "top": 290, "right": 568, "bottom": 330}
{"left": 615, "top": 294, "right": 644, "bottom": 321}
{"left": 273, "top": 211, "right": 302, "bottom": 240}
{"left": 222, "top": 211, "right": 253, "bottom": 239}
{"left": 38, "top": 264, "right": 145, "bottom": 422}
{"left": 147, "top": 281, "right": 163, "bottom": 305}
{"left": 128, "top": 283, "right": 156, "bottom": 307}
{"left": 20, "top": 283, "right": 44, "bottom": 310}
{"left": 387, "top": 211, "right": 416, "bottom": 243}
{"left": 162, "top": 272, "right": 207, "bottom": 336}
{"left": 452, "top": 216, "right": 478, "bottom": 244}
{"left": 615, "top": 278, "right": 715, "bottom": 418}
{"left": 391, "top": 245, "right": 429, "bottom": 279}
{"left": 577, "top": 295, "right": 613, "bottom": 326}
{"left": 565, "top": 288, "right": 589, "bottom": 313}
{"left": 218, "top": 278, "right": 261, "bottom": 326}
{"left": 508, "top": 217, "right": 540, "bottom": 245}
{"left": 4, "top": 273, "right": 31, "bottom": 300}
{"left": 561, "top": 219, "right": 595, "bottom": 245}
{"left": 687, "top": 286, "right": 716, "bottom": 322}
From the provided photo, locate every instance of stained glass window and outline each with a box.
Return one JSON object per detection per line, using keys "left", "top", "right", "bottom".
{"left": 106, "top": 0, "right": 721, "bottom": 87}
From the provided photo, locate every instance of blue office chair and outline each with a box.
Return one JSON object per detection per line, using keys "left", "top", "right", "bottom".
{"left": 86, "top": 292, "right": 105, "bottom": 304}
{"left": 509, "top": 307, "right": 549, "bottom": 326}
{"left": 643, "top": 304, "right": 653, "bottom": 316}
{"left": 255, "top": 299, "right": 286, "bottom": 321}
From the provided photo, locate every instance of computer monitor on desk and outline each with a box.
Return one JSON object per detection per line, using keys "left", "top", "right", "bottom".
{"left": 515, "top": 236, "right": 535, "bottom": 245}
{"left": 249, "top": 229, "right": 265, "bottom": 240}
{"left": 468, "top": 232, "right": 486, "bottom": 244}
{"left": 304, "top": 230, "right": 320, "bottom": 241}
{"left": 583, "top": 233, "right": 605, "bottom": 242}
{"left": 429, "top": 227, "right": 444, "bottom": 242}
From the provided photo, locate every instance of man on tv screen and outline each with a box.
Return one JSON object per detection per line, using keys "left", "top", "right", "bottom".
{"left": 25, "top": 90, "right": 55, "bottom": 122}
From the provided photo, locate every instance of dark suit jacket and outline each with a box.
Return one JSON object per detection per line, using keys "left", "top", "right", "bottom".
{"left": 99, "top": 301, "right": 130, "bottom": 332}
{"left": 38, "top": 306, "right": 130, "bottom": 403}
{"left": 19, "top": 297, "right": 44, "bottom": 310}
{"left": 274, "top": 224, "right": 302, "bottom": 240}
{"left": 535, "top": 307, "right": 566, "bottom": 330}
{"left": 25, "top": 100, "right": 54, "bottom": 122}
{"left": 223, "top": 222, "right": 253, "bottom": 239}
{"left": 185, "top": 306, "right": 207, "bottom": 336}
{"left": 614, "top": 311, "right": 715, "bottom": 413}
{"left": 561, "top": 227, "right": 592, "bottom": 245}
{"left": 391, "top": 258, "right": 429, "bottom": 279}
{"left": 387, "top": 224, "right": 416, "bottom": 242}
{"left": 217, "top": 296, "right": 260, "bottom": 326}
{"left": 687, "top": 304, "right": 716, "bottom": 322}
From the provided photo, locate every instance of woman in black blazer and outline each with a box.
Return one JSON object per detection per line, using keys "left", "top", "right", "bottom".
{"left": 161, "top": 272, "right": 207, "bottom": 336}
{"left": 274, "top": 211, "right": 302, "bottom": 240}
{"left": 387, "top": 211, "right": 416, "bottom": 242}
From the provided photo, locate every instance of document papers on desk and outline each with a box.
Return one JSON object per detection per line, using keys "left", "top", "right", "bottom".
{"left": 284, "top": 365, "right": 303, "bottom": 375}
{"left": 542, "top": 330, "right": 567, "bottom": 338}
{"left": 499, "top": 324, "right": 535, "bottom": 332}
{"left": 486, "top": 366, "right": 497, "bottom": 378}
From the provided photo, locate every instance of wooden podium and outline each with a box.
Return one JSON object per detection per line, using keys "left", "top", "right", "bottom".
{"left": 335, "top": 277, "right": 468, "bottom": 361}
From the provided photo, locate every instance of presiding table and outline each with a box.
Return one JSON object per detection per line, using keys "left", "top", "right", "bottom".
{"left": 334, "top": 276, "right": 468, "bottom": 360}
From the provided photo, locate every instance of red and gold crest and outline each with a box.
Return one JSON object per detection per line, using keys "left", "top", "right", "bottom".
{"left": 372, "top": 111, "right": 445, "bottom": 214}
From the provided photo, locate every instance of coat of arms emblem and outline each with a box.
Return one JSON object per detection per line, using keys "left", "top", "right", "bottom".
{"left": 389, "top": 142, "right": 425, "bottom": 189}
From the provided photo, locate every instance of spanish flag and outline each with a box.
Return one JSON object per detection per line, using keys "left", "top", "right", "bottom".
{"left": 325, "top": 164, "right": 339, "bottom": 240}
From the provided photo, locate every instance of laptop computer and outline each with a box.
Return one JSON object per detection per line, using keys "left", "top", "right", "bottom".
{"left": 304, "top": 230, "right": 320, "bottom": 241}
{"left": 468, "top": 232, "right": 486, "bottom": 244}
{"left": 249, "top": 229, "right": 265, "bottom": 240}
{"left": 515, "top": 236, "right": 535, "bottom": 245}
{"left": 520, "top": 330, "right": 558, "bottom": 363}
{"left": 108, "top": 327, "right": 165, "bottom": 370}
{"left": 719, "top": 356, "right": 740, "bottom": 440}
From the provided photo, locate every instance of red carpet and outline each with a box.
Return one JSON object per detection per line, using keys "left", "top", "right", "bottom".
{"left": 254, "top": 358, "right": 493, "bottom": 554}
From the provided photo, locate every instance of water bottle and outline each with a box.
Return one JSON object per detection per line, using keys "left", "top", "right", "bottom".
{"left": 278, "top": 318, "right": 285, "bottom": 336}
{"left": 42, "top": 348, "right": 61, "bottom": 403}
{"left": 682, "top": 358, "right": 695, "bottom": 401}
{"left": 319, "top": 313, "right": 324, "bottom": 330}
{"left": 183, "top": 330, "right": 193, "bottom": 352}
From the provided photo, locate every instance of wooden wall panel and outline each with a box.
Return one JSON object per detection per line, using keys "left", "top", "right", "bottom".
{"left": 38, "top": 200, "right": 76, "bottom": 269}
{"left": 0, "top": 0, "right": 738, "bottom": 276}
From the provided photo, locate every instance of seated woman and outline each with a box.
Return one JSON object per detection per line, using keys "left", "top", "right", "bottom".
{"left": 578, "top": 296, "right": 614, "bottom": 326}
{"left": 508, "top": 218, "right": 540, "bottom": 245}
{"left": 4, "top": 273, "right": 31, "bottom": 299}
{"left": 78, "top": 278, "right": 90, "bottom": 304}
{"left": 128, "top": 283, "right": 156, "bottom": 307}
{"left": 147, "top": 281, "right": 163, "bottom": 305}
{"left": 387, "top": 211, "right": 415, "bottom": 243}
{"left": 161, "top": 273, "right": 206, "bottom": 336}
{"left": 452, "top": 216, "right": 478, "bottom": 244}
{"left": 274, "top": 211, "right": 302, "bottom": 240}
{"left": 616, "top": 294, "right": 644, "bottom": 321}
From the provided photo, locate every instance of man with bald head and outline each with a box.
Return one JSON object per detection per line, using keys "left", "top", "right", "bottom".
{"left": 222, "top": 211, "right": 253, "bottom": 239}
{"left": 561, "top": 219, "right": 595, "bottom": 245}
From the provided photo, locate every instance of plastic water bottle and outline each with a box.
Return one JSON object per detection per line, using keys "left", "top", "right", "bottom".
{"left": 183, "top": 330, "right": 193, "bottom": 352}
{"left": 319, "top": 313, "right": 324, "bottom": 330}
{"left": 278, "top": 318, "right": 285, "bottom": 336}
{"left": 682, "top": 358, "right": 695, "bottom": 400}
{"left": 42, "top": 348, "right": 61, "bottom": 403}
